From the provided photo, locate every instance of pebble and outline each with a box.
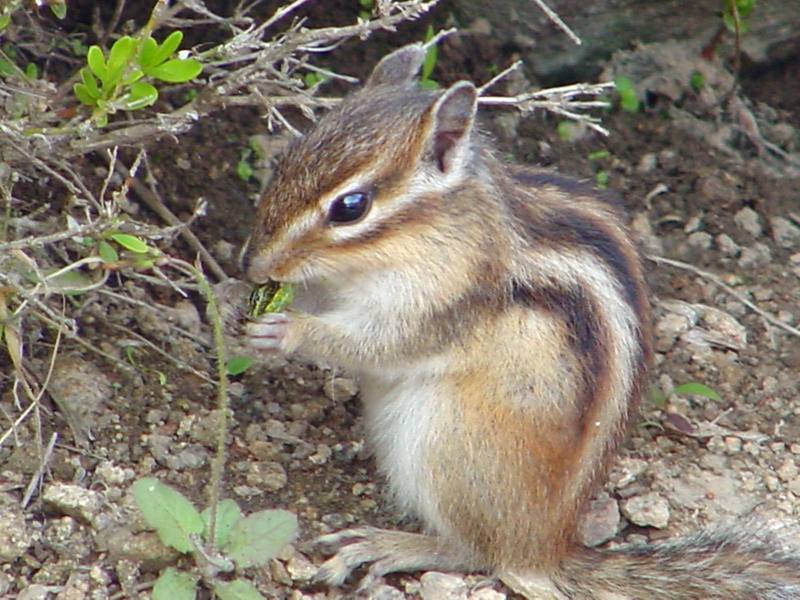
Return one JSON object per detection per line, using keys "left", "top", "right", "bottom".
{"left": 738, "top": 242, "right": 772, "bottom": 269}
{"left": 770, "top": 216, "right": 800, "bottom": 248}
{"left": 469, "top": 588, "right": 507, "bottom": 600}
{"left": 716, "top": 233, "right": 741, "bottom": 257}
{"left": 42, "top": 483, "right": 103, "bottom": 526}
{"left": 776, "top": 459, "right": 798, "bottom": 482}
{"left": 578, "top": 492, "right": 620, "bottom": 547}
{"left": 420, "top": 571, "right": 469, "bottom": 600}
{"left": 0, "top": 503, "right": 32, "bottom": 562}
{"left": 621, "top": 492, "right": 670, "bottom": 529}
{"left": 245, "top": 461, "right": 287, "bottom": 491}
{"left": 733, "top": 207, "right": 763, "bottom": 237}
{"left": 687, "top": 231, "right": 713, "bottom": 250}
{"left": 323, "top": 375, "right": 359, "bottom": 402}
{"left": 286, "top": 553, "right": 317, "bottom": 582}
{"left": 366, "top": 584, "right": 406, "bottom": 600}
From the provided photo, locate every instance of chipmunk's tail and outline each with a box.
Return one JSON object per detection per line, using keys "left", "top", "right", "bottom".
{"left": 553, "top": 522, "right": 800, "bottom": 600}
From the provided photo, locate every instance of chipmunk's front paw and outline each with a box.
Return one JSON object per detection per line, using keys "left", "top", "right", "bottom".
{"left": 246, "top": 312, "right": 291, "bottom": 353}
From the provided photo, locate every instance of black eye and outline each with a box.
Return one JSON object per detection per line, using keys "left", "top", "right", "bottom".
{"left": 327, "top": 190, "right": 372, "bottom": 225}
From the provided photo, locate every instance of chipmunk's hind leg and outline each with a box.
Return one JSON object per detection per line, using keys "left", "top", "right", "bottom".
{"left": 316, "top": 527, "right": 479, "bottom": 592}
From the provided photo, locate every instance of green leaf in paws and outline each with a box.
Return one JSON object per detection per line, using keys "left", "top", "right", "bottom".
{"left": 248, "top": 282, "right": 295, "bottom": 317}
{"left": 222, "top": 509, "right": 298, "bottom": 568}
{"left": 131, "top": 478, "right": 204, "bottom": 554}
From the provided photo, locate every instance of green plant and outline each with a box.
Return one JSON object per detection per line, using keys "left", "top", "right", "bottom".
{"left": 73, "top": 31, "right": 202, "bottom": 127}
{"left": 649, "top": 381, "right": 721, "bottom": 409}
{"left": 133, "top": 478, "right": 298, "bottom": 600}
{"left": 358, "top": 0, "right": 374, "bottom": 21}
{"left": 722, "top": 0, "right": 757, "bottom": 33}
{"left": 614, "top": 76, "right": 640, "bottom": 113}
{"left": 419, "top": 25, "right": 439, "bottom": 90}
{"left": 689, "top": 70, "right": 705, "bottom": 93}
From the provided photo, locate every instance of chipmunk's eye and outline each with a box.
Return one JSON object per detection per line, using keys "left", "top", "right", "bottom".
{"left": 327, "top": 191, "right": 372, "bottom": 225}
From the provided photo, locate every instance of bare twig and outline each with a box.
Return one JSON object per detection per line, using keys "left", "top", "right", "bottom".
{"left": 650, "top": 255, "right": 800, "bottom": 339}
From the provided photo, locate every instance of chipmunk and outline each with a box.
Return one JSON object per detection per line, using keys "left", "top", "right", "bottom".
{"left": 240, "top": 44, "right": 800, "bottom": 599}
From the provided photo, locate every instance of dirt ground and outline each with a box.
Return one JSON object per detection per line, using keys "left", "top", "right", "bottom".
{"left": 1, "top": 2, "right": 800, "bottom": 599}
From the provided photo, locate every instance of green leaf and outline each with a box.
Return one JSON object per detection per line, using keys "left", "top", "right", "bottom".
{"left": 689, "top": 70, "right": 705, "bottom": 93}
{"left": 80, "top": 67, "right": 101, "bottom": 98}
{"left": 131, "top": 478, "right": 204, "bottom": 554}
{"left": 0, "top": 58, "right": 14, "bottom": 78}
{"left": 49, "top": 1, "right": 67, "bottom": 19}
{"left": 107, "top": 36, "right": 136, "bottom": 77}
{"left": 25, "top": 63, "right": 38, "bottom": 79}
{"left": 588, "top": 150, "right": 610, "bottom": 161}
{"left": 0, "top": 15, "right": 10, "bottom": 31}
{"left": 359, "top": 0, "right": 374, "bottom": 9}
{"left": 147, "top": 58, "right": 202, "bottom": 83}
{"left": 226, "top": 356, "right": 253, "bottom": 377}
{"left": 213, "top": 579, "right": 265, "bottom": 600}
{"left": 152, "top": 568, "right": 198, "bottom": 600}
{"left": 110, "top": 233, "right": 149, "bottom": 253}
{"left": 418, "top": 79, "right": 439, "bottom": 90}
{"left": 74, "top": 83, "right": 97, "bottom": 106}
{"left": 201, "top": 499, "right": 242, "bottom": 548}
{"left": 421, "top": 25, "right": 438, "bottom": 82}
{"left": 153, "top": 31, "right": 184, "bottom": 67}
{"left": 670, "top": 382, "right": 721, "bottom": 401}
{"left": 98, "top": 240, "right": 119, "bottom": 263}
{"left": 86, "top": 45, "right": 107, "bottom": 83}
{"left": 123, "top": 81, "right": 158, "bottom": 110}
{"left": 614, "top": 76, "right": 640, "bottom": 113}
{"left": 223, "top": 510, "right": 298, "bottom": 568}
{"left": 139, "top": 37, "right": 159, "bottom": 68}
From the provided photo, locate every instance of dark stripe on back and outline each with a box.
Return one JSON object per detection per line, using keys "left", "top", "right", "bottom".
{"left": 511, "top": 280, "right": 608, "bottom": 429}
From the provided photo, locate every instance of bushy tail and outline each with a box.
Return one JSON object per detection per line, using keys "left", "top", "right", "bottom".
{"left": 555, "top": 522, "right": 800, "bottom": 600}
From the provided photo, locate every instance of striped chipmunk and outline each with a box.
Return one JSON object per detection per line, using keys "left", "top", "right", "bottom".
{"left": 241, "top": 44, "right": 800, "bottom": 599}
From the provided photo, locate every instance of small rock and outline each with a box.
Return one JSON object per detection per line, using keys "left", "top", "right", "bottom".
{"left": 608, "top": 458, "right": 648, "bottom": 489}
{"left": 97, "top": 527, "right": 179, "bottom": 572}
{"left": 366, "top": 584, "right": 406, "bottom": 600}
{"left": 654, "top": 311, "right": 695, "bottom": 352}
{"left": 738, "top": 242, "right": 772, "bottom": 269}
{"left": 776, "top": 459, "right": 798, "bottom": 482}
{"left": 42, "top": 483, "right": 103, "bottom": 526}
{"left": 18, "top": 585, "right": 61, "bottom": 600}
{"left": 771, "top": 216, "right": 800, "bottom": 248}
{"left": 578, "top": 492, "right": 620, "bottom": 547}
{"left": 723, "top": 436, "right": 742, "bottom": 454}
{"left": 245, "top": 461, "right": 288, "bottom": 491}
{"left": 48, "top": 354, "right": 113, "bottom": 445}
{"left": 733, "top": 207, "right": 763, "bottom": 237}
{"left": 469, "top": 588, "right": 507, "bottom": 600}
{"left": 166, "top": 445, "right": 208, "bottom": 471}
{"left": 683, "top": 214, "right": 703, "bottom": 234}
{"left": 0, "top": 504, "right": 32, "bottom": 562}
{"left": 621, "top": 492, "right": 670, "bottom": 529}
{"left": 286, "top": 553, "right": 317, "bottom": 582}
{"left": 323, "top": 376, "right": 359, "bottom": 402}
{"left": 631, "top": 212, "right": 663, "bottom": 256}
{"left": 420, "top": 571, "right": 469, "bottom": 600}
{"left": 636, "top": 153, "right": 657, "bottom": 174}
{"left": 716, "top": 233, "right": 741, "bottom": 257}
{"left": 687, "top": 231, "right": 712, "bottom": 250}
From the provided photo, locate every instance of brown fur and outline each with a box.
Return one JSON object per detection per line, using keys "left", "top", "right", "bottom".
{"left": 243, "top": 44, "right": 800, "bottom": 599}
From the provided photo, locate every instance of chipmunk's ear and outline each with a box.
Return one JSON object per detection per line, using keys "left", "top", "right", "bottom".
{"left": 366, "top": 43, "right": 426, "bottom": 87}
{"left": 428, "top": 81, "right": 478, "bottom": 174}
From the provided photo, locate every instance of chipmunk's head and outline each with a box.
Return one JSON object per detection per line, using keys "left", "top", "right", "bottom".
{"left": 241, "top": 43, "right": 479, "bottom": 285}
